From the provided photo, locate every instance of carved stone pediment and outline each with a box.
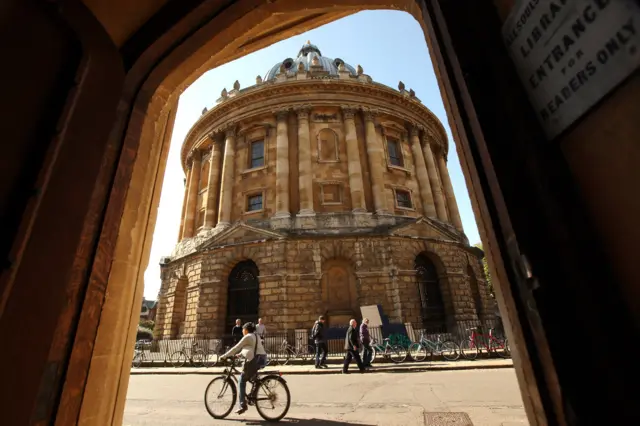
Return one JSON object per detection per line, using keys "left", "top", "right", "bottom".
{"left": 389, "top": 217, "right": 462, "bottom": 242}
{"left": 198, "top": 223, "right": 284, "bottom": 250}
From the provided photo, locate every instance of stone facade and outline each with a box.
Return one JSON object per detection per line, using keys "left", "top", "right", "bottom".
{"left": 154, "top": 42, "right": 492, "bottom": 339}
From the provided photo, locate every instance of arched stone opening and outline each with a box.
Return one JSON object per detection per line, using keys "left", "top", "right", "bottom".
{"left": 321, "top": 258, "right": 359, "bottom": 327}
{"left": 225, "top": 259, "right": 260, "bottom": 330}
{"left": 414, "top": 252, "right": 447, "bottom": 330}
{"left": 467, "top": 264, "right": 483, "bottom": 320}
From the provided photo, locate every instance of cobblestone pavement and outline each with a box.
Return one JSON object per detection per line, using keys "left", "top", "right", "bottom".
{"left": 124, "top": 368, "right": 528, "bottom": 426}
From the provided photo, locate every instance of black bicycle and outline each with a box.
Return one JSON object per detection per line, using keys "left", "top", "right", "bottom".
{"left": 204, "top": 357, "right": 291, "bottom": 422}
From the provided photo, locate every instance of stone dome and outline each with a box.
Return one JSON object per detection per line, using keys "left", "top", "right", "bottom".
{"left": 264, "top": 41, "right": 357, "bottom": 81}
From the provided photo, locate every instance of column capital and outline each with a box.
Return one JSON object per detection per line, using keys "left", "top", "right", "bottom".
{"left": 274, "top": 108, "right": 290, "bottom": 121}
{"left": 341, "top": 105, "right": 357, "bottom": 120}
{"left": 361, "top": 107, "right": 378, "bottom": 122}
{"left": 224, "top": 125, "right": 237, "bottom": 139}
{"left": 187, "top": 149, "right": 203, "bottom": 165}
{"left": 295, "top": 105, "right": 312, "bottom": 120}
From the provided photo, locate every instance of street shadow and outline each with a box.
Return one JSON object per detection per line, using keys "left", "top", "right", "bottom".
{"left": 228, "top": 418, "right": 375, "bottom": 426}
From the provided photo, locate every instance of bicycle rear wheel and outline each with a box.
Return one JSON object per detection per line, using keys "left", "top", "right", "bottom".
{"left": 460, "top": 339, "right": 479, "bottom": 360}
{"left": 254, "top": 376, "right": 291, "bottom": 422}
{"left": 440, "top": 340, "right": 460, "bottom": 361}
{"left": 369, "top": 346, "right": 377, "bottom": 364}
{"left": 390, "top": 345, "right": 408, "bottom": 363}
{"left": 491, "top": 338, "right": 511, "bottom": 358}
{"left": 279, "top": 349, "right": 292, "bottom": 366}
{"left": 192, "top": 350, "right": 206, "bottom": 367}
{"left": 132, "top": 352, "right": 143, "bottom": 368}
{"left": 408, "top": 343, "right": 428, "bottom": 362}
{"left": 301, "top": 345, "right": 315, "bottom": 363}
{"left": 204, "top": 377, "right": 236, "bottom": 419}
{"left": 170, "top": 351, "right": 187, "bottom": 367}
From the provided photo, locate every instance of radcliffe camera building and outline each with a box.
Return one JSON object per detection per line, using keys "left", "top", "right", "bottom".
{"left": 154, "top": 42, "right": 493, "bottom": 339}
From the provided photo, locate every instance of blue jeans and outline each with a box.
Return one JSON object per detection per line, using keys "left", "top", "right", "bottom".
{"left": 238, "top": 354, "right": 267, "bottom": 407}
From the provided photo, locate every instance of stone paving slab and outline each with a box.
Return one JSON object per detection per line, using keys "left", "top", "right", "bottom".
{"left": 130, "top": 358, "right": 512, "bottom": 375}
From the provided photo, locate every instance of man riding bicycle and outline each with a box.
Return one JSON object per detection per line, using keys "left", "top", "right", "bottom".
{"left": 220, "top": 322, "right": 268, "bottom": 414}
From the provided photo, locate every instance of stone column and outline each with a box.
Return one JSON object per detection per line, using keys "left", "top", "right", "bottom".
{"left": 438, "top": 153, "right": 464, "bottom": 231}
{"left": 341, "top": 106, "right": 366, "bottom": 212}
{"left": 273, "top": 110, "right": 291, "bottom": 221}
{"left": 216, "top": 127, "right": 236, "bottom": 229}
{"left": 409, "top": 127, "right": 436, "bottom": 218}
{"left": 363, "top": 110, "right": 387, "bottom": 214}
{"left": 182, "top": 150, "right": 202, "bottom": 238}
{"left": 203, "top": 134, "right": 223, "bottom": 229}
{"left": 178, "top": 169, "right": 190, "bottom": 240}
{"left": 422, "top": 134, "right": 448, "bottom": 222}
{"left": 296, "top": 106, "right": 314, "bottom": 216}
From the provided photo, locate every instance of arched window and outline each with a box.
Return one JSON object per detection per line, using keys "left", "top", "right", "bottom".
{"left": 317, "top": 128, "right": 339, "bottom": 162}
{"left": 226, "top": 260, "right": 260, "bottom": 329}
{"left": 415, "top": 254, "right": 446, "bottom": 329}
{"left": 468, "top": 265, "right": 483, "bottom": 318}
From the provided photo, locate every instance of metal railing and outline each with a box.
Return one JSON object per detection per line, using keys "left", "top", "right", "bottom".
{"left": 132, "top": 319, "right": 507, "bottom": 367}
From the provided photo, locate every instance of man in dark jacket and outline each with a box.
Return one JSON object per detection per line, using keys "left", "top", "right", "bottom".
{"left": 343, "top": 319, "right": 365, "bottom": 374}
{"left": 360, "top": 317, "right": 373, "bottom": 368}
{"left": 231, "top": 318, "right": 243, "bottom": 344}
{"left": 312, "top": 316, "right": 328, "bottom": 369}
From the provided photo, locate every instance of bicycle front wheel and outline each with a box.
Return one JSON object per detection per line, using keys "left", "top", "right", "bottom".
{"left": 132, "top": 352, "right": 143, "bottom": 368}
{"left": 460, "top": 339, "right": 479, "bottom": 360}
{"left": 390, "top": 345, "right": 407, "bottom": 363}
{"left": 301, "top": 345, "right": 315, "bottom": 362}
{"left": 192, "top": 350, "right": 206, "bottom": 367}
{"left": 204, "top": 377, "right": 236, "bottom": 419}
{"left": 492, "top": 338, "right": 511, "bottom": 358}
{"left": 369, "top": 346, "right": 377, "bottom": 364}
{"left": 170, "top": 351, "right": 187, "bottom": 367}
{"left": 440, "top": 340, "right": 460, "bottom": 361}
{"left": 254, "top": 375, "right": 291, "bottom": 422}
{"left": 408, "top": 343, "right": 427, "bottom": 362}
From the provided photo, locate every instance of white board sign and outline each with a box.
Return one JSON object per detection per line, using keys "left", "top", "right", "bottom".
{"left": 502, "top": 0, "right": 640, "bottom": 138}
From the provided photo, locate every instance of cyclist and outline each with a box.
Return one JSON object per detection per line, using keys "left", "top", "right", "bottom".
{"left": 220, "top": 322, "right": 267, "bottom": 415}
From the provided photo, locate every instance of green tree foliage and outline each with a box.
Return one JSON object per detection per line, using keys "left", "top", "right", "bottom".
{"left": 136, "top": 326, "right": 153, "bottom": 341}
{"left": 474, "top": 243, "right": 493, "bottom": 296}
{"left": 139, "top": 319, "right": 155, "bottom": 330}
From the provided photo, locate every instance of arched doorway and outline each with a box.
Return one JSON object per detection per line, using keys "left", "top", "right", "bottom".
{"left": 414, "top": 253, "right": 446, "bottom": 330}
{"left": 321, "top": 259, "right": 358, "bottom": 327}
{"left": 226, "top": 260, "right": 260, "bottom": 330}
{"left": 468, "top": 264, "right": 483, "bottom": 320}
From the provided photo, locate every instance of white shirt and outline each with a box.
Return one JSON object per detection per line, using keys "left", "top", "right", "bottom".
{"left": 256, "top": 323, "right": 266, "bottom": 338}
{"left": 222, "top": 333, "right": 266, "bottom": 361}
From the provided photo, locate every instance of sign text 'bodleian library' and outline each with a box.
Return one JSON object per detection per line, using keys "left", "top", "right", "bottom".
{"left": 503, "top": 0, "right": 640, "bottom": 139}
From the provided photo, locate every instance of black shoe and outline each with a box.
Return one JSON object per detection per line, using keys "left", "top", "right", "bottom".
{"left": 314, "top": 365, "right": 320, "bottom": 369}
{"left": 320, "top": 364, "right": 329, "bottom": 369}
{"left": 234, "top": 405, "right": 248, "bottom": 415}
{"left": 342, "top": 370, "right": 350, "bottom": 374}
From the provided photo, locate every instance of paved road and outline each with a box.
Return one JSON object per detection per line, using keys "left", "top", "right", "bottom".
{"left": 124, "top": 369, "right": 528, "bottom": 426}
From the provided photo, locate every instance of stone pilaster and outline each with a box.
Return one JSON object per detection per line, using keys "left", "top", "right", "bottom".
{"left": 183, "top": 150, "right": 202, "bottom": 238}
{"left": 422, "top": 133, "right": 448, "bottom": 222}
{"left": 216, "top": 127, "right": 236, "bottom": 230}
{"left": 273, "top": 109, "right": 291, "bottom": 225}
{"left": 363, "top": 109, "right": 388, "bottom": 215}
{"left": 438, "top": 153, "right": 463, "bottom": 231}
{"left": 341, "top": 106, "right": 366, "bottom": 213}
{"left": 409, "top": 126, "right": 436, "bottom": 218}
{"left": 296, "top": 106, "right": 314, "bottom": 216}
{"left": 203, "top": 134, "right": 223, "bottom": 230}
{"left": 178, "top": 168, "right": 191, "bottom": 240}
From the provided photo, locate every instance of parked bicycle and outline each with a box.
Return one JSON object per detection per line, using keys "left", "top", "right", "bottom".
{"left": 363, "top": 337, "right": 407, "bottom": 364}
{"left": 408, "top": 332, "right": 460, "bottom": 362}
{"left": 276, "top": 337, "right": 315, "bottom": 365}
{"left": 460, "top": 327, "right": 510, "bottom": 360}
{"left": 170, "top": 340, "right": 210, "bottom": 367}
{"left": 131, "top": 340, "right": 149, "bottom": 368}
{"left": 204, "top": 357, "right": 291, "bottom": 421}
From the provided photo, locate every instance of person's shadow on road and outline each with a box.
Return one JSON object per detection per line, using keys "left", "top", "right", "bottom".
{"left": 232, "top": 418, "right": 375, "bottom": 426}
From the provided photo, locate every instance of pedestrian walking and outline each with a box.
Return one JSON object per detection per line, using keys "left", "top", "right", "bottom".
{"left": 312, "top": 316, "right": 328, "bottom": 369}
{"left": 256, "top": 318, "right": 267, "bottom": 341}
{"left": 360, "top": 317, "right": 373, "bottom": 368}
{"left": 343, "top": 318, "right": 365, "bottom": 374}
{"left": 231, "top": 318, "right": 243, "bottom": 344}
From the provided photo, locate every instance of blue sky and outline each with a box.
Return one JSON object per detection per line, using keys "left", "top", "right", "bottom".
{"left": 143, "top": 10, "right": 480, "bottom": 299}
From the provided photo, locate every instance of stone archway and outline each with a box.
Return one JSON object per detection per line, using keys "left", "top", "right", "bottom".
{"left": 321, "top": 258, "right": 359, "bottom": 327}
{"left": 225, "top": 259, "right": 260, "bottom": 330}
{"left": 414, "top": 253, "right": 447, "bottom": 330}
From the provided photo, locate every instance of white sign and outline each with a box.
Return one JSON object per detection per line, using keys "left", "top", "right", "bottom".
{"left": 503, "top": 0, "right": 640, "bottom": 138}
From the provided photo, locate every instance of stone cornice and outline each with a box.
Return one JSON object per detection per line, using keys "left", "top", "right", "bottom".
{"left": 180, "top": 80, "right": 449, "bottom": 170}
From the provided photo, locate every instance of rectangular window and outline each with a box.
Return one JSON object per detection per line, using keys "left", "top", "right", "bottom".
{"left": 395, "top": 190, "right": 412, "bottom": 209}
{"left": 387, "top": 137, "right": 404, "bottom": 167}
{"left": 321, "top": 183, "right": 342, "bottom": 204}
{"left": 249, "top": 140, "right": 265, "bottom": 169}
{"left": 247, "top": 194, "right": 263, "bottom": 212}
{"left": 196, "top": 209, "right": 205, "bottom": 228}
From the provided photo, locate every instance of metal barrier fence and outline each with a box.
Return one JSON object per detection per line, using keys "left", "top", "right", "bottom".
{"left": 132, "top": 319, "right": 506, "bottom": 367}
